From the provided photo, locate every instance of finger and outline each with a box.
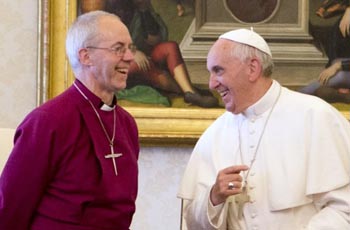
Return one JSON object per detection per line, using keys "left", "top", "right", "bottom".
{"left": 318, "top": 72, "right": 329, "bottom": 85}
{"left": 221, "top": 165, "right": 249, "bottom": 175}
{"left": 219, "top": 173, "right": 244, "bottom": 186}
{"left": 210, "top": 179, "right": 243, "bottom": 205}
{"left": 139, "top": 63, "right": 146, "bottom": 72}
{"left": 141, "top": 61, "right": 150, "bottom": 72}
{"left": 227, "top": 181, "right": 243, "bottom": 190}
{"left": 318, "top": 74, "right": 325, "bottom": 84}
{"left": 341, "top": 27, "right": 346, "bottom": 37}
{"left": 144, "top": 60, "right": 151, "bottom": 71}
{"left": 323, "top": 77, "right": 329, "bottom": 85}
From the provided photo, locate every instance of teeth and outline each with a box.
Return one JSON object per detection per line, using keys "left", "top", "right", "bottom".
{"left": 219, "top": 90, "right": 228, "bottom": 97}
{"left": 115, "top": 67, "right": 127, "bottom": 74}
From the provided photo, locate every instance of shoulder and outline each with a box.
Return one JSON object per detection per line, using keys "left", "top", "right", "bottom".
{"left": 116, "top": 105, "right": 135, "bottom": 121}
{"left": 281, "top": 87, "right": 336, "bottom": 111}
{"left": 116, "top": 105, "right": 138, "bottom": 130}
{"left": 197, "top": 111, "right": 236, "bottom": 143}
{"left": 40, "top": 88, "right": 79, "bottom": 114}
{"left": 21, "top": 88, "right": 81, "bottom": 127}
{"left": 279, "top": 87, "right": 348, "bottom": 122}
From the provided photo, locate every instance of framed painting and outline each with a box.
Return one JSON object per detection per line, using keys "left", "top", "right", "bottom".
{"left": 37, "top": 0, "right": 225, "bottom": 146}
{"left": 37, "top": 0, "right": 350, "bottom": 147}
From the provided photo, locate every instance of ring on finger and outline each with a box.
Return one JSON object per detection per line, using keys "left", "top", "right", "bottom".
{"left": 228, "top": 182, "right": 235, "bottom": 190}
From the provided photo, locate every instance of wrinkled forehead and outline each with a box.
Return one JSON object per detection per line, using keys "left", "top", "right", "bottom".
{"left": 98, "top": 16, "right": 125, "bottom": 33}
{"left": 207, "top": 39, "right": 235, "bottom": 68}
{"left": 97, "top": 16, "right": 132, "bottom": 43}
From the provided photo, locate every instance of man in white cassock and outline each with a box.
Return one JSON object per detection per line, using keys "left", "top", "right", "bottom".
{"left": 177, "top": 28, "right": 350, "bottom": 229}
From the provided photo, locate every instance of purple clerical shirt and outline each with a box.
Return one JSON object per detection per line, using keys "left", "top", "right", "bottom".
{"left": 0, "top": 80, "right": 139, "bottom": 230}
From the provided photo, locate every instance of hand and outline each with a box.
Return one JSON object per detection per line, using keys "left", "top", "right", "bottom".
{"left": 339, "top": 8, "right": 350, "bottom": 37}
{"left": 133, "top": 50, "right": 150, "bottom": 72}
{"left": 318, "top": 61, "right": 342, "bottom": 85}
{"left": 210, "top": 165, "right": 249, "bottom": 206}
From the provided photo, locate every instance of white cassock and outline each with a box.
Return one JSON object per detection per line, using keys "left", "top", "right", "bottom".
{"left": 178, "top": 80, "right": 350, "bottom": 230}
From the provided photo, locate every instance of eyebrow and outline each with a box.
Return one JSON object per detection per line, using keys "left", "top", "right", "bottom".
{"left": 110, "top": 41, "right": 126, "bottom": 47}
{"left": 210, "top": 65, "right": 223, "bottom": 72}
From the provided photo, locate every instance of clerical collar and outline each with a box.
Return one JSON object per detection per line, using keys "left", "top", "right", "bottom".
{"left": 74, "top": 80, "right": 117, "bottom": 111}
{"left": 242, "top": 80, "right": 281, "bottom": 118}
{"left": 100, "top": 98, "right": 116, "bottom": 111}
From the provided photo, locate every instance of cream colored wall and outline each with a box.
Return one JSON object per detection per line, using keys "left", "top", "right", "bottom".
{"left": 0, "top": 0, "right": 38, "bottom": 128}
{"left": 132, "top": 147, "right": 191, "bottom": 229}
{"left": 0, "top": 1, "right": 192, "bottom": 229}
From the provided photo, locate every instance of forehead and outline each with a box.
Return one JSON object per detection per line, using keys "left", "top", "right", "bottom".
{"left": 207, "top": 39, "right": 235, "bottom": 69}
{"left": 98, "top": 16, "right": 132, "bottom": 43}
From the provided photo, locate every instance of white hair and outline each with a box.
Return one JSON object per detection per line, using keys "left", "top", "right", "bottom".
{"left": 65, "top": 11, "right": 121, "bottom": 74}
{"left": 231, "top": 43, "right": 274, "bottom": 77}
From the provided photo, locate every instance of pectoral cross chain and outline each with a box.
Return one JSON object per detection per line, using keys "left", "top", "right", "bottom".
{"left": 105, "top": 144, "right": 122, "bottom": 176}
{"left": 235, "top": 186, "right": 250, "bottom": 219}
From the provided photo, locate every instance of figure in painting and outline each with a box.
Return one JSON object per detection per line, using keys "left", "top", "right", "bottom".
{"left": 105, "top": 0, "right": 219, "bottom": 108}
{"left": 176, "top": 0, "right": 185, "bottom": 17}
{"left": 299, "top": 1, "right": 350, "bottom": 103}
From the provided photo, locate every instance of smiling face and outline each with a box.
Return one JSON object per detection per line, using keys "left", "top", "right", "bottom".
{"left": 79, "top": 16, "right": 135, "bottom": 101}
{"left": 207, "top": 39, "right": 253, "bottom": 114}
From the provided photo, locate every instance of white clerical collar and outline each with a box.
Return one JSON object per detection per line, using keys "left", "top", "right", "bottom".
{"left": 100, "top": 104, "right": 116, "bottom": 111}
{"left": 100, "top": 96, "right": 117, "bottom": 111}
{"left": 242, "top": 80, "right": 281, "bottom": 118}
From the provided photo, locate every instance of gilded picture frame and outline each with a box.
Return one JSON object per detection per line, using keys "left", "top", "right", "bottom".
{"left": 37, "top": 0, "right": 224, "bottom": 146}
{"left": 37, "top": 1, "right": 350, "bottom": 146}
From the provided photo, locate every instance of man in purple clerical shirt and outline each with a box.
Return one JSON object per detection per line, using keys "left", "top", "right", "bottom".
{"left": 0, "top": 11, "right": 140, "bottom": 230}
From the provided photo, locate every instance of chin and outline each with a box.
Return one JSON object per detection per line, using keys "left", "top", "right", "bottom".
{"left": 225, "top": 105, "right": 234, "bottom": 113}
{"left": 227, "top": 105, "right": 241, "bottom": 114}
{"left": 116, "top": 85, "right": 126, "bottom": 91}
{"left": 113, "top": 80, "right": 127, "bottom": 90}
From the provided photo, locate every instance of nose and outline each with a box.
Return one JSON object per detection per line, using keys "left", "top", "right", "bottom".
{"left": 122, "top": 48, "right": 135, "bottom": 61}
{"left": 208, "top": 73, "right": 218, "bottom": 90}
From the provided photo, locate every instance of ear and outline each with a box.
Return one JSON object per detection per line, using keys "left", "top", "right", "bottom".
{"left": 247, "top": 58, "right": 262, "bottom": 82}
{"left": 78, "top": 48, "right": 93, "bottom": 66}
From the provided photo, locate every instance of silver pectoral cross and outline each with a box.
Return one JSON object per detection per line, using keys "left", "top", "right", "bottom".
{"left": 235, "top": 185, "right": 250, "bottom": 219}
{"left": 104, "top": 144, "right": 123, "bottom": 176}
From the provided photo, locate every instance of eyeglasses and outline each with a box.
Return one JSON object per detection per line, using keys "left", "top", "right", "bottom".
{"left": 86, "top": 44, "right": 137, "bottom": 56}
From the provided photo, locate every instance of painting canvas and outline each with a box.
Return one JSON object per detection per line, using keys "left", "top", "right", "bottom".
{"left": 37, "top": 0, "right": 349, "bottom": 146}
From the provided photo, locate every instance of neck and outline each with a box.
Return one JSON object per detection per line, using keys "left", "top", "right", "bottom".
{"left": 76, "top": 76, "right": 115, "bottom": 106}
{"left": 249, "top": 77, "right": 273, "bottom": 106}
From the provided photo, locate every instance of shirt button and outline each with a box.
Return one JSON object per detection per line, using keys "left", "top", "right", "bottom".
{"left": 250, "top": 172, "right": 255, "bottom": 176}
{"left": 250, "top": 118, "right": 256, "bottom": 123}
{"left": 252, "top": 226, "right": 258, "bottom": 230}
{"left": 251, "top": 213, "right": 257, "bottom": 218}
{"left": 249, "top": 129, "right": 255, "bottom": 134}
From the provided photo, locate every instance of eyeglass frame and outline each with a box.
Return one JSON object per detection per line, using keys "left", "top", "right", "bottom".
{"left": 85, "top": 43, "right": 137, "bottom": 56}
